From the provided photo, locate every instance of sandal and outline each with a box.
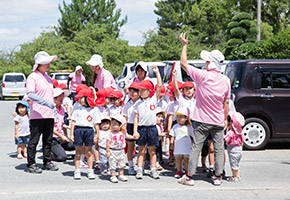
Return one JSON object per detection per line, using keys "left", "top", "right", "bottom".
{"left": 226, "top": 176, "right": 239, "bottom": 182}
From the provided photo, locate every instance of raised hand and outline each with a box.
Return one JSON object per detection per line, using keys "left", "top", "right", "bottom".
{"left": 179, "top": 32, "right": 188, "bottom": 46}
{"left": 152, "top": 66, "right": 159, "bottom": 73}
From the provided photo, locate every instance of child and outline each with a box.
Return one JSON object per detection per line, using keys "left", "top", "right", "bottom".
{"left": 169, "top": 107, "right": 193, "bottom": 178}
{"left": 224, "top": 112, "right": 245, "bottom": 182}
{"left": 14, "top": 100, "right": 30, "bottom": 159}
{"left": 133, "top": 66, "right": 162, "bottom": 179}
{"left": 96, "top": 88, "right": 110, "bottom": 116}
{"left": 97, "top": 115, "right": 111, "bottom": 175}
{"left": 106, "top": 114, "right": 138, "bottom": 183}
{"left": 70, "top": 87, "right": 100, "bottom": 180}
{"left": 109, "top": 90, "right": 123, "bottom": 116}
{"left": 156, "top": 107, "right": 166, "bottom": 170}
{"left": 122, "top": 82, "right": 140, "bottom": 175}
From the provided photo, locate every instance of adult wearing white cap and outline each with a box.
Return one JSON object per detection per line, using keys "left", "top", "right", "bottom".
{"left": 86, "top": 54, "right": 117, "bottom": 91}
{"left": 51, "top": 88, "right": 75, "bottom": 162}
{"left": 67, "top": 65, "right": 86, "bottom": 103}
{"left": 178, "top": 33, "right": 231, "bottom": 186}
{"left": 26, "top": 51, "right": 59, "bottom": 173}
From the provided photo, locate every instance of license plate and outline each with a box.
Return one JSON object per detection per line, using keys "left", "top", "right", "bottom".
{"left": 12, "top": 92, "right": 18, "bottom": 96}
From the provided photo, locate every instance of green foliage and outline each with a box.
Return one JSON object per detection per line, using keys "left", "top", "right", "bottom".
{"left": 227, "top": 38, "right": 243, "bottom": 46}
{"left": 228, "top": 21, "right": 239, "bottom": 29}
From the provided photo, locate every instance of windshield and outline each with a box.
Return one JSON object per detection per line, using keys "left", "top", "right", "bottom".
{"left": 224, "top": 63, "right": 243, "bottom": 89}
{"left": 4, "top": 75, "right": 25, "bottom": 82}
{"left": 55, "top": 74, "right": 69, "bottom": 80}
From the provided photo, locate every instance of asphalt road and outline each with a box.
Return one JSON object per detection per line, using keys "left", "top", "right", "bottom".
{"left": 0, "top": 100, "right": 290, "bottom": 200}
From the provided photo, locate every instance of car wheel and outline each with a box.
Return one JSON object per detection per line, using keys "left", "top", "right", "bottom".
{"left": 242, "top": 117, "right": 270, "bottom": 150}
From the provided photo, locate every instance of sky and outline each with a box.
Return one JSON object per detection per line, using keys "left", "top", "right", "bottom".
{"left": 0, "top": 0, "right": 159, "bottom": 52}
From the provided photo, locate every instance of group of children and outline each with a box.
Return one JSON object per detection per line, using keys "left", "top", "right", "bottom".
{"left": 13, "top": 65, "right": 245, "bottom": 184}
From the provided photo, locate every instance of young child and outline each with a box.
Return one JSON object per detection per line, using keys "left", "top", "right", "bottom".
{"left": 133, "top": 66, "right": 162, "bottom": 179}
{"left": 122, "top": 82, "right": 140, "bottom": 175}
{"left": 70, "top": 87, "right": 100, "bottom": 180}
{"left": 97, "top": 115, "right": 111, "bottom": 175}
{"left": 106, "top": 114, "right": 138, "bottom": 183}
{"left": 14, "top": 100, "right": 30, "bottom": 159}
{"left": 169, "top": 107, "right": 194, "bottom": 178}
{"left": 109, "top": 90, "right": 124, "bottom": 116}
{"left": 224, "top": 112, "right": 245, "bottom": 182}
{"left": 156, "top": 107, "right": 166, "bottom": 170}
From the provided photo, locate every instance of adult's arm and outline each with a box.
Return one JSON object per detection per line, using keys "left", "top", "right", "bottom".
{"left": 179, "top": 33, "right": 189, "bottom": 72}
{"left": 223, "top": 99, "right": 229, "bottom": 126}
{"left": 27, "top": 92, "right": 55, "bottom": 109}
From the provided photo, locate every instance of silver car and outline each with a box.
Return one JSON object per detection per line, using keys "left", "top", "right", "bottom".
{"left": 0, "top": 73, "right": 26, "bottom": 100}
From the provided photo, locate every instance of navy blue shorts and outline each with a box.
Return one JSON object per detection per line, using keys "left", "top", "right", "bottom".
{"left": 126, "top": 123, "right": 135, "bottom": 142}
{"left": 136, "top": 125, "right": 159, "bottom": 147}
{"left": 73, "top": 126, "right": 94, "bottom": 147}
{"left": 15, "top": 135, "right": 30, "bottom": 145}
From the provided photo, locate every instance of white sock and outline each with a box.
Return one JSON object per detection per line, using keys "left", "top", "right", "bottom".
{"left": 128, "top": 160, "right": 134, "bottom": 168}
{"left": 209, "top": 165, "right": 214, "bottom": 169}
{"left": 151, "top": 167, "right": 156, "bottom": 171}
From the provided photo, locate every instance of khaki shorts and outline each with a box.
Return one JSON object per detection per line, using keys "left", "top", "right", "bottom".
{"left": 109, "top": 149, "right": 126, "bottom": 171}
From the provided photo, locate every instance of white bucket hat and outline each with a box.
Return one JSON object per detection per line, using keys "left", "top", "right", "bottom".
{"left": 53, "top": 88, "right": 70, "bottom": 98}
{"left": 111, "top": 114, "right": 126, "bottom": 126}
{"left": 75, "top": 65, "right": 83, "bottom": 72}
{"left": 33, "top": 51, "right": 57, "bottom": 71}
{"left": 135, "top": 61, "right": 147, "bottom": 73}
{"left": 200, "top": 50, "right": 225, "bottom": 71}
{"left": 156, "top": 107, "right": 165, "bottom": 116}
{"left": 86, "top": 54, "right": 103, "bottom": 68}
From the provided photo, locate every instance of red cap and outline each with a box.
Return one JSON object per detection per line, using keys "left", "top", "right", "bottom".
{"left": 166, "top": 88, "right": 174, "bottom": 96}
{"left": 128, "top": 82, "right": 140, "bottom": 90}
{"left": 105, "top": 87, "right": 114, "bottom": 97}
{"left": 52, "top": 79, "right": 59, "bottom": 88}
{"left": 95, "top": 98, "right": 106, "bottom": 106}
{"left": 167, "top": 81, "right": 183, "bottom": 90}
{"left": 111, "top": 90, "right": 123, "bottom": 99}
{"left": 154, "top": 84, "right": 166, "bottom": 96}
{"left": 87, "top": 97, "right": 105, "bottom": 107}
{"left": 139, "top": 80, "right": 154, "bottom": 91}
{"left": 57, "top": 83, "right": 67, "bottom": 89}
{"left": 182, "top": 81, "right": 195, "bottom": 89}
{"left": 96, "top": 88, "right": 110, "bottom": 98}
{"left": 77, "top": 88, "right": 94, "bottom": 98}
{"left": 76, "top": 84, "right": 88, "bottom": 94}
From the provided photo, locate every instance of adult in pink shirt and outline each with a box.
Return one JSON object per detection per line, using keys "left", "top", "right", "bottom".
{"left": 67, "top": 65, "right": 86, "bottom": 103}
{"left": 86, "top": 54, "right": 117, "bottom": 91}
{"left": 178, "top": 33, "right": 230, "bottom": 186}
{"left": 26, "top": 51, "right": 59, "bottom": 174}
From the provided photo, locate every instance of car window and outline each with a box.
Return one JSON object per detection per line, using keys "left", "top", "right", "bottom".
{"left": 181, "top": 67, "right": 193, "bottom": 82}
{"left": 260, "top": 71, "right": 290, "bottom": 89}
{"left": 162, "top": 63, "right": 173, "bottom": 83}
{"left": 148, "top": 65, "right": 164, "bottom": 79}
{"left": 225, "top": 63, "right": 243, "bottom": 89}
{"left": 4, "top": 75, "right": 25, "bottom": 82}
{"left": 120, "top": 66, "right": 127, "bottom": 79}
{"left": 55, "top": 74, "right": 69, "bottom": 80}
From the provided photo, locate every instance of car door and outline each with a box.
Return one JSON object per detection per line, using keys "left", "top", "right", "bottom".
{"left": 256, "top": 65, "right": 290, "bottom": 135}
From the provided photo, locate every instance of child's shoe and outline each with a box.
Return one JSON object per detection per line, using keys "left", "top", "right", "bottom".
{"left": 150, "top": 169, "right": 160, "bottom": 179}
{"left": 23, "top": 153, "right": 27, "bottom": 158}
{"left": 168, "top": 159, "right": 175, "bottom": 167}
{"left": 110, "top": 176, "right": 118, "bottom": 183}
{"left": 87, "top": 169, "right": 95, "bottom": 180}
{"left": 174, "top": 171, "right": 182, "bottom": 178}
{"left": 207, "top": 168, "right": 214, "bottom": 178}
{"left": 93, "top": 163, "right": 100, "bottom": 170}
{"left": 80, "top": 159, "right": 88, "bottom": 168}
{"left": 201, "top": 165, "right": 208, "bottom": 172}
{"left": 128, "top": 167, "right": 136, "bottom": 175}
{"left": 101, "top": 169, "right": 109, "bottom": 175}
{"left": 165, "top": 150, "right": 170, "bottom": 156}
{"left": 226, "top": 176, "right": 240, "bottom": 182}
{"left": 17, "top": 154, "right": 23, "bottom": 159}
{"left": 135, "top": 168, "right": 143, "bottom": 179}
{"left": 74, "top": 169, "right": 81, "bottom": 180}
{"left": 212, "top": 175, "right": 222, "bottom": 186}
{"left": 156, "top": 162, "right": 163, "bottom": 171}
{"left": 178, "top": 175, "right": 194, "bottom": 186}
{"left": 118, "top": 175, "right": 128, "bottom": 182}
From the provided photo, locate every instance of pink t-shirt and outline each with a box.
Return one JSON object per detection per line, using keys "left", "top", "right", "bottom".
{"left": 127, "top": 76, "right": 149, "bottom": 87}
{"left": 94, "top": 68, "right": 117, "bottom": 90}
{"left": 69, "top": 72, "right": 86, "bottom": 93}
{"left": 187, "top": 67, "right": 230, "bottom": 126}
{"left": 26, "top": 71, "right": 54, "bottom": 119}
{"left": 53, "top": 105, "right": 65, "bottom": 138}
{"left": 224, "top": 129, "right": 243, "bottom": 146}
{"left": 108, "top": 130, "right": 126, "bottom": 150}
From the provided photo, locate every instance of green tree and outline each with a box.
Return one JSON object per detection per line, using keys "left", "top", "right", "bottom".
{"left": 57, "top": 0, "right": 127, "bottom": 40}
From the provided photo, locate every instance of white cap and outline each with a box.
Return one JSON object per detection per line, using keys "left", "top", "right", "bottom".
{"left": 53, "top": 88, "right": 70, "bottom": 98}
{"left": 33, "top": 51, "right": 57, "bottom": 71}
{"left": 200, "top": 50, "right": 225, "bottom": 71}
{"left": 86, "top": 54, "right": 103, "bottom": 68}
{"left": 75, "top": 65, "right": 83, "bottom": 72}
{"left": 101, "top": 115, "right": 111, "bottom": 121}
{"left": 135, "top": 61, "right": 147, "bottom": 73}
{"left": 156, "top": 107, "right": 165, "bottom": 116}
{"left": 111, "top": 114, "right": 126, "bottom": 126}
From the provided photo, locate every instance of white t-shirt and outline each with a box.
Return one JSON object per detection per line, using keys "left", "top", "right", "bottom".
{"left": 71, "top": 105, "right": 101, "bottom": 127}
{"left": 169, "top": 124, "right": 193, "bottom": 155}
{"left": 157, "top": 98, "right": 168, "bottom": 112}
{"left": 166, "top": 100, "right": 179, "bottom": 121}
{"left": 98, "top": 129, "right": 110, "bottom": 148}
{"left": 122, "top": 99, "right": 140, "bottom": 124}
{"left": 97, "top": 106, "right": 109, "bottom": 116}
{"left": 109, "top": 105, "right": 122, "bottom": 117}
{"left": 177, "top": 95, "right": 196, "bottom": 120}
{"left": 14, "top": 115, "right": 30, "bottom": 137}
{"left": 134, "top": 94, "right": 157, "bottom": 126}
{"left": 62, "top": 97, "right": 72, "bottom": 113}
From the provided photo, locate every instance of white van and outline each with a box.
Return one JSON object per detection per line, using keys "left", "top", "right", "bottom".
{"left": 0, "top": 73, "right": 26, "bottom": 100}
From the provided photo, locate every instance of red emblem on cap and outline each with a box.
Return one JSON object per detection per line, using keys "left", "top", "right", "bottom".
{"left": 150, "top": 105, "right": 155, "bottom": 110}
{"left": 87, "top": 115, "right": 93, "bottom": 122}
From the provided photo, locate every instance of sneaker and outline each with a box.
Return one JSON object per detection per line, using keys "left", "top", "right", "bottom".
{"left": 110, "top": 176, "right": 118, "bottom": 183}
{"left": 128, "top": 167, "right": 136, "bottom": 175}
{"left": 135, "top": 168, "right": 143, "bottom": 179}
{"left": 27, "top": 164, "right": 42, "bottom": 174}
{"left": 101, "top": 169, "right": 109, "bottom": 176}
{"left": 93, "top": 163, "right": 100, "bottom": 170}
{"left": 23, "top": 153, "right": 27, "bottom": 158}
{"left": 87, "top": 169, "right": 95, "bottom": 179}
{"left": 174, "top": 171, "right": 182, "bottom": 178}
{"left": 150, "top": 169, "right": 160, "bottom": 179}
{"left": 178, "top": 175, "right": 194, "bottom": 186}
{"left": 43, "top": 162, "right": 59, "bottom": 171}
{"left": 74, "top": 169, "right": 81, "bottom": 180}
{"left": 156, "top": 163, "right": 163, "bottom": 171}
{"left": 212, "top": 175, "right": 222, "bottom": 186}
{"left": 226, "top": 176, "right": 240, "bottom": 182}
{"left": 201, "top": 165, "right": 208, "bottom": 172}
{"left": 17, "top": 154, "right": 23, "bottom": 159}
{"left": 165, "top": 150, "right": 170, "bottom": 156}
{"left": 168, "top": 159, "right": 175, "bottom": 167}
{"left": 207, "top": 168, "right": 214, "bottom": 178}
{"left": 80, "top": 158, "right": 88, "bottom": 168}
{"left": 118, "top": 175, "right": 128, "bottom": 182}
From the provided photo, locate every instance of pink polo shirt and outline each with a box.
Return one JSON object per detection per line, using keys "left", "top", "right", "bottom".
{"left": 187, "top": 67, "right": 230, "bottom": 126}
{"left": 69, "top": 72, "right": 86, "bottom": 93}
{"left": 127, "top": 76, "right": 149, "bottom": 86}
{"left": 26, "top": 71, "right": 54, "bottom": 119}
{"left": 94, "top": 68, "right": 117, "bottom": 90}
{"left": 53, "top": 105, "right": 65, "bottom": 138}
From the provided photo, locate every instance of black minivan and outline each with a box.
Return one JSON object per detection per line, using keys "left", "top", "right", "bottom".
{"left": 225, "top": 60, "right": 290, "bottom": 150}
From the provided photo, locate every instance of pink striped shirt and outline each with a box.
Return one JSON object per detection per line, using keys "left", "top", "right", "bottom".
{"left": 224, "top": 129, "right": 244, "bottom": 146}
{"left": 187, "top": 67, "right": 230, "bottom": 126}
{"left": 94, "top": 68, "right": 117, "bottom": 90}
